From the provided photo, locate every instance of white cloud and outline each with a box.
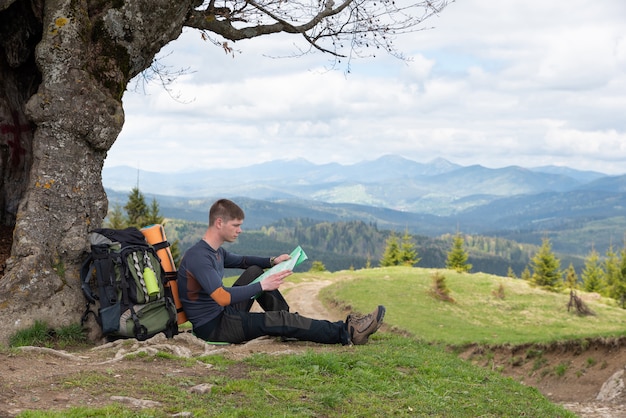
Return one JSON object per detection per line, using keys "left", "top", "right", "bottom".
{"left": 106, "top": 0, "right": 626, "bottom": 175}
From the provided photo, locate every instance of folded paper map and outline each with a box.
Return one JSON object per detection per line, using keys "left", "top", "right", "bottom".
{"left": 251, "top": 246, "right": 308, "bottom": 285}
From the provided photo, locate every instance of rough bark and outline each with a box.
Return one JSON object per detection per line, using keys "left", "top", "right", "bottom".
{"left": 0, "top": 0, "right": 193, "bottom": 344}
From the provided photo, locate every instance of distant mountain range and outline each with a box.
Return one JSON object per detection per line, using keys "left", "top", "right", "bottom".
{"left": 103, "top": 155, "right": 626, "bottom": 256}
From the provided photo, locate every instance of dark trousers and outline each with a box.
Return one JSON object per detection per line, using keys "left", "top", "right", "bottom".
{"left": 194, "top": 266, "right": 350, "bottom": 345}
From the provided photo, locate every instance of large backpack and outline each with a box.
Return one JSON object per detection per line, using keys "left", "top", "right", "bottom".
{"left": 80, "top": 227, "right": 178, "bottom": 341}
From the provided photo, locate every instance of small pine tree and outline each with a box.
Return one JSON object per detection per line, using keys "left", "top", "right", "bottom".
{"left": 565, "top": 263, "right": 578, "bottom": 290}
{"left": 380, "top": 232, "right": 401, "bottom": 267}
{"left": 604, "top": 245, "right": 620, "bottom": 299}
{"left": 124, "top": 187, "right": 148, "bottom": 228}
{"left": 614, "top": 246, "right": 626, "bottom": 308}
{"left": 104, "top": 203, "right": 127, "bottom": 229}
{"left": 106, "top": 191, "right": 176, "bottom": 265}
{"left": 170, "top": 239, "right": 182, "bottom": 266}
{"left": 582, "top": 249, "right": 605, "bottom": 293}
{"left": 399, "top": 229, "right": 420, "bottom": 266}
{"left": 144, "top": 197, "right": 165, "bottom": 226}
{"left": 521, "top": 266, "right": 531, "bottom": 281}
{"left": 309, "top": 260, "right": 326, "bottom": 272}
{"left": 446, "top": 233, "right": 472, "bottom": 273}
{"left": 507, "top": 266, "right": 517, "bottom": 279}
{"left": 529, "top": 237, "right": 562, "bottom": 291}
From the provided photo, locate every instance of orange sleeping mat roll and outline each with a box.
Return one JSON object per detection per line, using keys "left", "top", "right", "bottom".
{"left": 141, "top": 224, "right": 188, "bottom": 325}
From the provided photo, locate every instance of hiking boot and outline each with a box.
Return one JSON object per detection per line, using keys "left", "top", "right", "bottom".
{"left": 346, "top": 305, "right": 386, "bottom": 345}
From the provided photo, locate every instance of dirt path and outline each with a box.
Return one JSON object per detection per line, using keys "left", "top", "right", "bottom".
{"left": 2, "top": 276, "right": 626, "bottom": 417}
{"left": 282, "top": 279, "right": 344, "bottom": 321}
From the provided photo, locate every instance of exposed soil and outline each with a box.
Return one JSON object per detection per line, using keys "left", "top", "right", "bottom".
{"left": 459, "top": 340, "right": 626, "bottom": 417}
{"left": 2, "top": 227, "right": 626, "bottom": 416}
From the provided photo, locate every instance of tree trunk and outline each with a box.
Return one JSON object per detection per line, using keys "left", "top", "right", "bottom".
{"left": 0, "top": 0, "right": 191, "bottom": 344}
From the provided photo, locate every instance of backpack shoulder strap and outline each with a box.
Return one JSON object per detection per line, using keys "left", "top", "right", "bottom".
{"left": 80, "top": 253, "right": 97, "bottom": 303}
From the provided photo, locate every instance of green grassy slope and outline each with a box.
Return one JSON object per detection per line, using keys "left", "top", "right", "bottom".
{"left": 319, "top": 266, "right": 626, "bottom": 345}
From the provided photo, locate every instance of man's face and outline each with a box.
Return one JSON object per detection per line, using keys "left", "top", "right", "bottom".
{"left": 221, "top": 218, "right": 243, "bottom": 243}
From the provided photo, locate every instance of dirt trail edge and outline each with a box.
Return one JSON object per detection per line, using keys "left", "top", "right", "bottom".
{"left": 1, "top": 277, "right": 626, "bottom": 417}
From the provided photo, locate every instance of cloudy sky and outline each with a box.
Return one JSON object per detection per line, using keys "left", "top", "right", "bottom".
{"left": 104, "top": 0, "right": 626, "bottom": 175}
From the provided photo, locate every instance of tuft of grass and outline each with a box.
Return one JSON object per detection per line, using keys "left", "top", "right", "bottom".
{"left": 9, "top": 320, "right": 51, "bottom": 347}
{"left": 50, "top": 323, "right": 88, "bottom": 348}
{"left": 554, "top": 361, "right": 570, "bottom": 377}
{"left": 9, "top": 321, "right": 87, "bottom": 349}
{"left": 16, "top": 405, "right": 164, "bottom": 417}
{"left": 532, "top": 357, "right": 548, "bottom": 372}
{"left": 525, "top": 348, "right": 543, "bottom": 359}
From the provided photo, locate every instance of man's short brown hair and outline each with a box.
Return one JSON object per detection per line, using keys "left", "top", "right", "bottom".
{"left": 209, "top": 199, "right": 245, "bottom": 226}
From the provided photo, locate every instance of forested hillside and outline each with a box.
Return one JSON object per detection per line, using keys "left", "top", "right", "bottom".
{"left": 163, "top": 218, "right": 585, "bottom": 276}
{"left": 106, "top": 187, "right": 626, "bottom": 260}
{"left": 104, "top": 155, "right": 626, "bottom": 259}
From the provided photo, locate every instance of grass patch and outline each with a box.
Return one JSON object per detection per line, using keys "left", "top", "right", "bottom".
{"left": 16, "top": 405, "right": 159, "bottom": 417}
{"left": 9, "top": 321, "right": 87, "bottom": 349}
{"left": 236, "top": 334, "right": 573, "bottom": 417}
{"left": 321, "top": 267, "right": 626, "bottom": 345}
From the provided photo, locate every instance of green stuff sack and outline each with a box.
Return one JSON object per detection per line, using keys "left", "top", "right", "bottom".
{"left": 80, "top": 227, "right": 178, "bottom": 341}
{"left": 118, "top": 299, "right": 175, "bottom": 338}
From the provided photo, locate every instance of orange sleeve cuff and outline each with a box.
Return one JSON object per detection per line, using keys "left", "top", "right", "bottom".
{"left": 210, "top": 287, "right": 232, "bottom": 307}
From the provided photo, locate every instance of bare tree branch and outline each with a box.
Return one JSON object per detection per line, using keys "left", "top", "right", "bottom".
{"left": 184, "top": 0, "right": 453, "bottom": 59}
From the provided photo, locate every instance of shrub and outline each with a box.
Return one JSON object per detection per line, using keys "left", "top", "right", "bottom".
{"left": 429, "top": 272, "right": 455, "bottom": 303}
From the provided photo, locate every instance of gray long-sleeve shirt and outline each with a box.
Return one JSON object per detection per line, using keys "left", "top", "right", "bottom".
{"left": 177, "top": 239, "right": 271, "bottom": 328}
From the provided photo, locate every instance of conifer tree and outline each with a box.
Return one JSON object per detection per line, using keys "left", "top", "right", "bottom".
{"left": 399, "top": 229, "right": 420, "bottom": 266}
{"left": 614, "top": 246, "right": 626, "bottom": 308}
{"left": 170, "top": 240, "right": 182, "bottom": 266}
{"left": 521, "top": 266, "right": 531, "bottom": 281}
{"left": 529, "top": 237, "right": 562, "bottom": 291}
{"left": 380, "top": 232, "right": 401, "bottom": 267}
{"left": 309, "top": 261, "right": 327, "bottom": 272}
{"left": 565, "top": 263, "right": 578, "bottom": 290}
{"left": 604, "top": 245, "right": 620, "bottom": 299}
{"left": 507, "top": 266, "right": 517, "bottom": 279}
{"left": 124, "top": 187, "right": 148, "bottom": 228}
{"left": 582, "top": 248, "right": 604, "bottom": 293}
{"left": 446, "top": 233, "right": 472, "bottom": 273}
{"left": 144, "top": 198, "right": 165, "bottom": 226}
{"left": 105, "top": 190, "right": 181, "bottom": 263}
{"left": 104, "top": 203, "right": 127, "bottom": 229}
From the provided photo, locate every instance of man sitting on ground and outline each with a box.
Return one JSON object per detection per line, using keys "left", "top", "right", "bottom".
{"left": 177, "top": 198, "right": 385, "bottom": 345}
